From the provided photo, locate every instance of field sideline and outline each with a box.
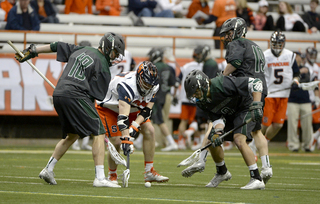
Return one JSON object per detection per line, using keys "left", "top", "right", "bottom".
{"left": 0, "top": 142, "right": 319, "bottom": 204}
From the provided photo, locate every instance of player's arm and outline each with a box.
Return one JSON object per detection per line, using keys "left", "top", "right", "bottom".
{"left": 206, "top": 119, "right": 225, "bottom": 147}
{"left": 222, "top": 63, "right": 237, "bottom": 76}
{"left": 14, "top": 44, "right": 53, "bottom": 63}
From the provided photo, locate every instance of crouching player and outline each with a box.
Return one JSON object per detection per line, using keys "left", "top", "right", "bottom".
{"left": 181, "top": 70, "right": 272, "bottom": 189}
{"left": 96, "top": 61, "right": 169, "bottom": 185}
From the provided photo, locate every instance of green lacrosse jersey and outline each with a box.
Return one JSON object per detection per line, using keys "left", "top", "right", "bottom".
{"left": 203, "top": 58, "right": 219, "bottom": 79}
{"left": 225, "top": 38, "right": 268, "bottom": 95}
{"left": 53, "top": 42, "right": 111, "bottom": 101}
{"left": 196, "top": 75, "right": 254, "bottom": 122}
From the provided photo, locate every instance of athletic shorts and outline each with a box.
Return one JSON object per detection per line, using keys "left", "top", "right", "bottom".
{"left": 262, "top": 97, "right": 288, "bottom": 126}
{"left": 53, "top": 96, "right": 106, "bottom": 139}
{"left": 151, "top": 101, "right": 164, "bottom": 125}
{"left": 95, "top": 105, "right": 150, "bottom": 137}
{"left": 180, "top": 103, "right": 197, "bottom": 124}
{"left": 223, "top": 110, "right": 256, "bottom": 141}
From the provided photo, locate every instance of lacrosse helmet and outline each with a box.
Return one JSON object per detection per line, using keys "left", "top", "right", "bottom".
{"left": 270, "top": 30, "right": 286, "bottom": 57}
{"left": 219, "top": 17, "right": 247, "bottom": 46}
{"left": 136, "top": 61, "right": 159, "bottom": 97}
{"left": 193, "top": 45, "right": 210, "bottom": 63}
{"left": 147, "top": 47, "right": 164, "bottom": 64}
{"left": 184, "top": 70, "right": 209, "bottom": 102}
{"left": 306, "top": 47, "right": 318, "bottom": 65}
{"left": 99, "top": 32, "right": 125, "bottom": 64}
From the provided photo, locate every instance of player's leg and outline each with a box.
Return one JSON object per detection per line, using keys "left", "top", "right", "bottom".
{"left": 300, "top": 103, "right": 313, "bottom": 152}
{"left": 141, "top": 121, "right": 169, "bottom": 183}
{"left": 81, "top": 136, "right": 92, "bottom": 150}
{"left": 72, "top": 139, "right": 81, "bottom": 150}
{"left": 287, "top": 103, "right": 301, "bottom": 151}
{"left": 234, "top": 133, "right": 265, "bottom": 190}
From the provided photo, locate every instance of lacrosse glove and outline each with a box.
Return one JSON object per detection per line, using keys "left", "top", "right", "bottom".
{"left": 120, "top": 136, "right": 135, "bottom": 156}
{"left": 15, "top": 44, "right": 38, "bottom": 63}
{"left": 172, "top": 96, "right": 178, "bottom": 106}
{"left": 249, "top": 101, "right": 263, "bottom": 122}
{"left": 291, "top": 78, "right": 300, "bottom": 91}
{"left": 208, "top": 128, "right": 223, "bottom": 147}
{"left": 129, "top": 121, "right": 141, "bottom": 139}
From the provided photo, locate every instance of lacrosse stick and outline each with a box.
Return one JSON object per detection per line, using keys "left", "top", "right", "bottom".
{"left": 298, "top": 108, "right": 320, "bottom": 120}
{"left": 7, "top": 40, "right": 56, "bottom": 89}
{"left": 268, "top": 81, "right": 320, "bottom": 95}
{"left": 177, "top": 118, "right": 252, "bottom": 167}
{"left": 122, "top": 152, "right": 130, "bottom": 188}
{"left": 104, "top": 137, "right": 127, "bottom": 167}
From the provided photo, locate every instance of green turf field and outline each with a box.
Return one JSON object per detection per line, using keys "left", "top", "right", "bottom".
{"left": 0, "top": 142, "right": 319, "bottom": 204}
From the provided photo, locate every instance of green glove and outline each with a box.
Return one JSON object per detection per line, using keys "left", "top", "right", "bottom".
{"left": 15, "top": 44, "right": 38, "bottom": 63}
{"left": 208, "top": 128, "right": 223, "bottom": 147}
{"left": 249, "top": 101, "right": 263, "bottom": 122}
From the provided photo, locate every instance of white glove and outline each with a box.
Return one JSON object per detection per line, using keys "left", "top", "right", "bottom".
{"left": 120, "top": 136, "right": 135, "bottom": 156}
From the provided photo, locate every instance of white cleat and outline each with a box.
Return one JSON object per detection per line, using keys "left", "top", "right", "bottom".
{"left": 205, "top": 171, "right": 232, "bottom": 187}
{"left": 81, "top": 144, "right": 92, "bottom": 151}
{"left": 39, "top": 168, "right": 57, "bottom": 185}
{"left": 161, "top": 143, "right": 178, "bottom": 151}
{"left": 240, "top": 178, "right": 265, "bottom": 190}
{"left": 261, "top": 167, "right": 273, "bottom": 184}
{"left": 181, "top": 159, "right": 206, "bottom": 178}
{"left": 144, "top": 167, "right": 169, "bottom": 183}
{"left": 93, "top": 178, "right": 121, "bottom": 188}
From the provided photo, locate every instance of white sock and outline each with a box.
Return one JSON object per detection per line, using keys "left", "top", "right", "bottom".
{"left": 215, "top": 160, "right": 225, "bottom": 166}
{"left": 248, "top": 163, "right": 258, "bottom": 170}
{"left": 145, "top": 162, "right": 153, "bottom": 172}
{"left": 200, "top": 150, "right": 208, "bottom": 161}
{"left": 95, "top": 165, "right": 105, "bottom": 180}
{"left": 166, "top": 134, "right": 175, "bottom": 145}
{"left": 72, "top": 139, "right": 79, "bottom": 147}
{"left": 46, "top": 157, "right": 58, "bottom": 172}
{"left": 82, "top": 136, "right": 89, "bottom": 146}
{"left": 313, "top": 130, "right": 320, "bottom": 140}
{"left": 260, "top": 155, "right": 271, "bottom": 168}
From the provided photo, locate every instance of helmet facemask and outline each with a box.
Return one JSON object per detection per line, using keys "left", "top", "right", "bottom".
{"left": 99, "top": 32, "right": 125, "bottom": 65}
{"left": 270, "top": 30, "right": 285, "bottom": 57}
{"left": 136, "top": 61, "right": 159, "bottom": 97}
{"left": 306, "top": 47, "right": 318, "bottom": 65}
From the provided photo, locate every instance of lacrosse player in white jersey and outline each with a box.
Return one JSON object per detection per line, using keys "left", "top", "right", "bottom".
{"left": 249, "top": 30, "right": 300, "bottom": 156}
{"left": 95, "top": 61, "right": 169, "bottom": 185}
{"left": 176, "top": 58, "right": 203, "bottom": 149}
{"left": 109, "top": 49, "right": 136, "bottom": 78}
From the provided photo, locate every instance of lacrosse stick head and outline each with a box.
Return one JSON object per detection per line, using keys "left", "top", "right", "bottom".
{"left": 122, "top": 169, "right": 130, "bottom": 188}
{"left": 177, "top": 149, "right": 201, "bottom": 167}
{"left": 105, "top": 138, "right": 127, "bottom": 167}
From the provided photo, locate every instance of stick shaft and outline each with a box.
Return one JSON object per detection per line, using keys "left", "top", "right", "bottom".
{"left": 299, "top": 108, "right": 320, "bottom": 119}
{"left": 7, "top": 40, "right": 56, "bottom": 89}
{"left": 200, "top": 118, "right": 252, "bottom": 151}
{"left": 126, "top": 154, "right": 130, "bottom": 170}
{"left": 268, "top": 87, "right": 290, "bottom": 95}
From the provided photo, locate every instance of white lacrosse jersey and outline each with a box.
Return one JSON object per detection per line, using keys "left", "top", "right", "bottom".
{"left": 109, "top": 50, "right": 132, "bottom": 79}
{"left": 96, "top": 71, "right": 159, "bottom": 113}
{"left": 180, "top": 61, "right": 203, "bottom": 103}
{"left": 305, "top": 61, "right": 319, "bottom": 102}
{"left": 264, "top": 48, "right": 296, "bottom": 98}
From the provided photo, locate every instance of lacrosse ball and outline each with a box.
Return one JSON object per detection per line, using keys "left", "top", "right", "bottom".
{"left": 145, "top": 182, "right": 151, "bottom": 188}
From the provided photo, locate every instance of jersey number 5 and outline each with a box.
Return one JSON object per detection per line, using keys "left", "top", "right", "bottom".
{"left": 252, "top": 45, "right": 265, "bottom": 73}
{"left": 68, "top": 53, "right": 94, "bottom": 81}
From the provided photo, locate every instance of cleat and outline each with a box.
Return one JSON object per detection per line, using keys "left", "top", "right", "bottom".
{"left": 144, "top": 167, "right": 169, "bottom": 183}
{"left": 108, "top": 173, "right": 118, "bottom": 185}
{"left": 93, "top": 178, "right": 121, "bottom": 188}
{"left": 205, "top": 171, "right": 232, "bottom": 187}
{"left": 81, "top": 144, "right": 92, "bottom": 151}
{"left": 240, "top": 178, "right": 265, "bottom": 190}
{"left": 72, "top": 143, "right": 81, "bottom": 151}
{"left": 181, "top": 159, "right": 206, "bottom": 178}
{"left": 261, "top": 167, "right": 273, "bottom": 184}
{"left": 39, "top": 168, "right": 57, "bottom": 185}
{"left": 161, "top": 143, "right": 178, "bottom": 151}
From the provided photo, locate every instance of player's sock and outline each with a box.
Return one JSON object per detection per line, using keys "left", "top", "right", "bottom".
{"left": 248, "top": 163, "right": 261, "bottom": 181}
{"left": 166, "top": 134, "right": 176, "bottom": 145}
{"left": 145, "top": 161, "right": 153, "bottom": 172}
{"left": 108, "top": 168, "right": 117, "bottom": 174}
{"left": 46, "top": 157, "right": 57, "bottom": 172}
{"left": 215, "top": 160, "right": 227, "bottom": 175}
{"left": 95, "top": 165, "right": 105, "bottom": 180}
{"left": 82, "top": 136, "right": 90, "bottom": 146}
{"left": 260, "top": 155, "right": 271, "bottom": 168}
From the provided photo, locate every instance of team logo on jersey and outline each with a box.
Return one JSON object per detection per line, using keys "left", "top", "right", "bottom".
{"left": 221, "top": 107, "right": 235, "bottom": 115}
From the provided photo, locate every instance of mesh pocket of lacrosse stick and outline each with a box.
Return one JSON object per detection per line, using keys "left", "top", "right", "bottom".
{"left": 105, "top": 138, "right": 127, "bottom": 167}
{"left": 121, "top": 169, "right": 130, "bottom": 188}
{"left": 177, "top": 149, "right": 202, "bottom": 167}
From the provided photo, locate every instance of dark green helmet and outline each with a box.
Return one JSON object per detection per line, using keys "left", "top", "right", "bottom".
{"left": 184, "top": 70, "right": 209, "bottom": 102}
{"left": 193, "top": 45, "right": 210, "bottom": 63}
{"left": 219, "top": 17, "right": 247, "bottom": 46}
{"left": 99, "top": 32, "right": 125, "bottom": 63}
